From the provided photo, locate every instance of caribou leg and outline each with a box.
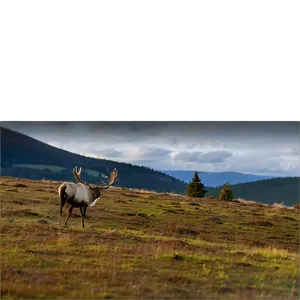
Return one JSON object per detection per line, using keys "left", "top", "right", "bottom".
{"left": 83, "top": 205, "right": 87, "bottom": 218}
{"left": 59, "top": 186, "right": 67, "bottom": 227}
{"left": 59, "top": 207, "right": 63, "bottom": 227}
{"left": 59, "top": 203, "right": 66, "bottom": 227}
{"left": 64, "top": 206, "right": 74, "bottom": 226}
{"left": 79, "top": 207, "right": 85, "bottom": 228}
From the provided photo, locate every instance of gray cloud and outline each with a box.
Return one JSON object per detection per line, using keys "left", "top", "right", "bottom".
{"left": 197, "top": 151, "right": 232, "bottom": 163}
{"left": 173, "top": 151, "right": 203, "bottom": 162}
{"left": 173, "top": 151, "right": 299, "bottom": 177}
{"left": 125, "top": 146, "right": 172, "bottom": 162}
{"left": 2, "top": 122, "right": 299, "bottom": 153}
{"left": 168, "top": 137, "right": 179, "bottom": 146}
{"left": 278, "top": 147, "right": 300, "bottom": 157}
{"left": 96, "top": 148, "right": 123, "bottom": 158}
{"left": 3, "top": 121, "right": 298, "bottom": 137}
{"left": 80, "top": 122, "right": 168, "bottom": 138}
{"left": 186, "top": 143, "right": 198, "bottom": 149}
{"left": 174, "top": 151, "right": 232, "bottom": 163}
{"left": 1, "top": 121, "right": 299, "bottom": 176}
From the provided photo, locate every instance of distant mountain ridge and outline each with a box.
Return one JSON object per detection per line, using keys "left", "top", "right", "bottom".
{"left": 163, "top": 170, "right": 274, "bottom": 187}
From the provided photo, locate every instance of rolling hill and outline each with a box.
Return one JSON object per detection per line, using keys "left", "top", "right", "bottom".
{"left": 0, "top": 127, "right": 187, "bottom": 194}
{"left": 163, "top": 170, "right": 274, "bottom": 187}
{"left": 206, "top": 177, "right": 300, "bottom": 206}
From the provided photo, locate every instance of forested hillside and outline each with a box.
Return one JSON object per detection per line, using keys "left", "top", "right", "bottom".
{"left": 206, "top": 177, "right": 299, "bottom": 206}
{"left": 0, "top": 127, "right": 186, "bottom": 193}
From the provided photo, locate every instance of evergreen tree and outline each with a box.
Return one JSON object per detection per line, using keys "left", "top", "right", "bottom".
{"left": 218, "top": 182, "right": 234, "bottom": 201}
{"left": 186, "top": 171, "right": 207, "bottom": 198}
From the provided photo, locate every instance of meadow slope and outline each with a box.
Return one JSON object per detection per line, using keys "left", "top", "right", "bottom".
{"left": 1, "top": 176, "right": 299, "bottom": 299}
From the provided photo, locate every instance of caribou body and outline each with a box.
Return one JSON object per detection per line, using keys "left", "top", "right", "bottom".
{"left": 58, "top": 167, "right": 118, "bottom": 228}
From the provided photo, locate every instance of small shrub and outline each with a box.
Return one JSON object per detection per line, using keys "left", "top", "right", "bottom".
{"left": 13, "top": 183, "right": 28, "bottom": 188}
{"left": 294, "top": 203, "right": 300, "bottom": 210}
{"left": 172, "top": 253, "right": 183, "bottom": 261}
{"left": 218, "top": 182, "right": 234, "bottom": 201}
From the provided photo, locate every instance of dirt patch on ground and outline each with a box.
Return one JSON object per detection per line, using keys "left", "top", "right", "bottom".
{"left": 233, "top": 262, "right": 258, "bottom": 268}
{"left": 247, "top": 220, "right": 273, "bottom": 227}
{"left": 282, "top": 216, "right": 297, "bottom": 221}
{"left": 13, "top": 183, "right": 28, "bottom": 188}
{"left": 164, "top": 274, "right": 193, "bottom": 284}
{"left": 25, "top": 250, "right": 61, "bottom": 256}
{"left": 176, "top": 227, "right": 200, "bottom": 236}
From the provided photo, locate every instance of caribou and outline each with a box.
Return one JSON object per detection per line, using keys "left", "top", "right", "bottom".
{"left": 58, "top": 167, "right": 118, "bottom": 228}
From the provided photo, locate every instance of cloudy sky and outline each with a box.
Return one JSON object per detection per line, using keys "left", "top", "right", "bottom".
{"left": 2, "top": 121, "right": 299, "bottom": 177}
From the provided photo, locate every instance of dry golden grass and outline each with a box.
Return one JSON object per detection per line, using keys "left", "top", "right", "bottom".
{"left": 0, "top": 176, "right": 299, "bottom": 299}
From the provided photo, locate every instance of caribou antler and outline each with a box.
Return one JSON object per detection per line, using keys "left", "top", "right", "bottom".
{"left": 73, "top": 167, "right": 91, "bottom": 187}
{"left": 99, "top": 168, "right": 118, "bottom": 189}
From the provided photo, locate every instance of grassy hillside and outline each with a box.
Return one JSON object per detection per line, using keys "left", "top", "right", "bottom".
{"left": 0, "top": 127, "right": 187, "bottom": 194}
{"left": 1, "top": 176, "right": 299, "bottom": 299}
{"left": 206, "top": 177, "right": 300, "bottom": 206}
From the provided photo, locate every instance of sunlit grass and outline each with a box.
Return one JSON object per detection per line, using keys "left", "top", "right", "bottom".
{"left": 1, "top": 176, "right": 299, "bottom": 299}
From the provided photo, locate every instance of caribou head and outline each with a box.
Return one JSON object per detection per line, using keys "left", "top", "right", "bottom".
{"left": 58, "top": 167, "right": 118, "bottom": 228}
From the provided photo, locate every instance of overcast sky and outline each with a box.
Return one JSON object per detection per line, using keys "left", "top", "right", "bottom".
{"left": 2, "top": 121, "right": 299, "bottom": 177}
